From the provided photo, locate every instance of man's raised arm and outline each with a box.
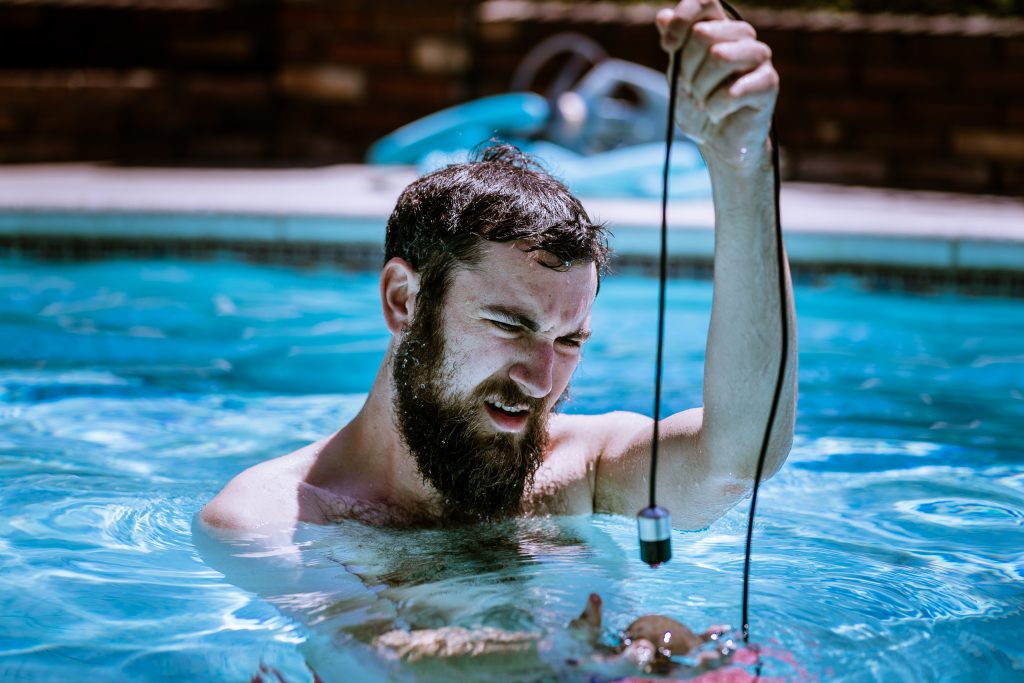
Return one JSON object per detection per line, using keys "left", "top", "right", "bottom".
{"left": 593, "top": 0, "right": 797, "bottom": 529}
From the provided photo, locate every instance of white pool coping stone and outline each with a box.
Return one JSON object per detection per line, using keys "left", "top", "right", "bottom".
{"left": 1, "top": 163, "right": 1022, "bottom": 271}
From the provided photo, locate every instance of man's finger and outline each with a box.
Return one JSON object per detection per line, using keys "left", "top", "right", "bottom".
{"left": 692, "top": 38, "right": 772, "bottom": 103}
{"left": 676, "top": 0, "right": 728, "bottom": 23}
{"left": 691, "top": 19, "right": 756, "bottom": 43}
{"left": 704, "top": 89, "right": 774, "bottom": 130}
{"left": 679, "top": 20, "right": 758, "bottom": 91}
{"left": 704, "top": 62, "right": 778, "bottom": 123}
{"left": 656, "top": 8, "right": 682, "bottom": 48}
{"left": 729, "top": 60, "right": 779, "bottom": 99}
{"left": 657, "top": 0, "right": 728, "bottom": 53}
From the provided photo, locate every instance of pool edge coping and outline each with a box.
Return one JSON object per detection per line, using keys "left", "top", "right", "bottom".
{"left": 1, "top": 163, "right": 1022, "bottom": 273}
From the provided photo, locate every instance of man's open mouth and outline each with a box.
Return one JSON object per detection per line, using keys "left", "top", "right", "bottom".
{"left": 484, "top": 399, "right": 531, "bottom": 431}
{"left": 487, "top": 400, "right": 528, "bottom": 417}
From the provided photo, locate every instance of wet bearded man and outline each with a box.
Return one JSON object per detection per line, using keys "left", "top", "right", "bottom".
{"left": 392, "top": 285, "right": 551, "bottom": 521}
{"left": 391, "top": 270, "right": 550, "bottom": 520}
{"left": 386, "top": 147, "right": 603, "bottom": 522}
{"left": 200, "top": 0, "right": 796, "bottom": 533}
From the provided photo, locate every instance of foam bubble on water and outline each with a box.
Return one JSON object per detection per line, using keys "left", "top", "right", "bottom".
{"left": 831, "top": 622, "right": 878, "bottom": 641}
{"left": 127, "top": 326, "right": 165, "bottom": 338}
{"left": 997, "top": 471, "right": 1024, "bottom": 493}
{"left": 287, "top": 339, "right": 389, "bottom": 356}
{"left": 41, "top": 291, "right": 128, "bottom": 316}
{"left": 78, "top": 428, "right": 141, "bottom": 448}
{"left": 213, "top": 294, "right": 237, "bottom": 316}
{"left": 894, "top": 498, "right": 1024, "bottom": 529}
{"left": 970, "top": 354, "right": 1024, "bottom": 368}
{"left": 791, "top": 435, "right": 941, "bottom": 464}
{"left": 309, "top": 318, "right": 349, "bottom": 335}
{"left": 140, "top": 265, "right": 193, "bottom": 283}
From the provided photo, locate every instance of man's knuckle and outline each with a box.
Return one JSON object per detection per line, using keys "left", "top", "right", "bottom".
{"left": 678, "top": 5, "right": 701, "bottom": 24}
{"left": 692, "top": 23, "right": 714, "bottom": 42}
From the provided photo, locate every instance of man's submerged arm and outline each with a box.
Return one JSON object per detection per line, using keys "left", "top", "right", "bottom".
{"left": 591, "top": 0, "right": 797, "bottom": 530}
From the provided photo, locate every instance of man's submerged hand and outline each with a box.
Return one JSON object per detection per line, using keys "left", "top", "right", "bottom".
{"left": 656, "top": 0, "right": 779, "bottom": 169}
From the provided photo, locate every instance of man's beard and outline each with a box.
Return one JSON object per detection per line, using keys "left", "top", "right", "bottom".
{"left": 391, "top": 299, "right": 550, "bottom": 522}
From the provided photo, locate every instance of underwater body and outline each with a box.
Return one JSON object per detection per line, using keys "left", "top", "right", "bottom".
{"left": 1, "top": 257, "right": 1022, "bottom": 681}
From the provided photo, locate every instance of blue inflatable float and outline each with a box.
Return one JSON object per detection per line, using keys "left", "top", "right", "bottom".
{"left": 366, "top": 38, "right": 711, "bottom": 200}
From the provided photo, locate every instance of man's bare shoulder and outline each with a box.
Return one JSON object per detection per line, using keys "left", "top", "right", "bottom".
{"left": 549, "top": 410, "right": 653, "bottom": 458}
{"left": 525, "top": 412, "right": 653, "bottom": 515}
{"left": 199, "top": 440, "right": 325, "bottom": 533}
{"left": 540, "top": 411, "right": 653, "bottom": 481}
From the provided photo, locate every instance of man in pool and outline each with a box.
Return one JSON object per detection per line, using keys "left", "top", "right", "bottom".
{"left": 202, "top": 0, "right": 796, "bottom": 534}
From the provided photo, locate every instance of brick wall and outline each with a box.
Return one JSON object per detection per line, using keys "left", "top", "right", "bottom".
{"left": 475, "top": 2, "right": 1024, "bottom": 196}
{"left": 1, "top": 0, "right": 1021, "bottom": 195}
{"left": 0, "top": 0, "right": 476, "bottom": 165}
{"left": 0, "top": 1, "right": 280, "bottom": 164}
{"left": 275, "top": 0, "right": 476, "bottom": 163}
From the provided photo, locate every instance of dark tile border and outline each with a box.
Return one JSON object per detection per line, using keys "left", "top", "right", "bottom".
{"left": 0, "top": 236, "right": 386, "bottom": 271}
{"left": 3, "top": 235, "right": 1023, "bottom": 297}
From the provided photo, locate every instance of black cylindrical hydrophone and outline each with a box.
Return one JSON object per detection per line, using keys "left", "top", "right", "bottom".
{"left": 635, "top": 46, "right": 685, "bottom": 569}
{"left": 637, "top": 0, "right": 789, "bottom": 652}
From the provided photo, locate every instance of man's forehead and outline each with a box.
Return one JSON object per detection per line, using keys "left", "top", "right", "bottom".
{"left": 448, "top": 243, "right": 593, "bottom": 324}
{"left": 475, "top": 239, "right": 593, "bottom": 273}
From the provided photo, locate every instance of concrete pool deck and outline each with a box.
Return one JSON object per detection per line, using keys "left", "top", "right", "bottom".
{"left": 0, "top": 163, "right": 1022, "bottom": 275}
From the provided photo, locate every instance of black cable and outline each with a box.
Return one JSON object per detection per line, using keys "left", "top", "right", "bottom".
{"left": 649, "top": 48, "right": 684, "bottom": 510}
{"left": 635, "top": 49, "right": 683, "bottom": 569}
{"left": 711, "top": 0, "right": 788, "bottom": 648}
{"left": 740, "top": 123, "right": 786, "bottom": 640}
{"left": 643, "top": 0, "right": 789, "bottom": 654}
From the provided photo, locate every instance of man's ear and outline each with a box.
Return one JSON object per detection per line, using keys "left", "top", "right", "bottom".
{"left": 380, "top": 257, "right": 419, "bottom": 334}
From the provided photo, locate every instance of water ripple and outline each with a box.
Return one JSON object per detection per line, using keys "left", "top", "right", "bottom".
{"left": 2, "top": 261, "right": 1023, "bottom": 682}
{"left": 896, "top": 498, "right": 1024, "bottom": 528}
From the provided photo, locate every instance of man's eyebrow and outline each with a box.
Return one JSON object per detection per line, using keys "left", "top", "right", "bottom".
{"left": 481, "top": 305, "right": 591, "bottom": 341}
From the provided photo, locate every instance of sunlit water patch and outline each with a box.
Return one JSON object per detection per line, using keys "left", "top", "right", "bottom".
{"left": 1, "top": 257, "right": 1022, "bottom": 682}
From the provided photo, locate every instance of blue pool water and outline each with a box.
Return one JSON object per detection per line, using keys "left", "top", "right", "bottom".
{"left": 1, "top": 257, "right": 1022, "bottom": 682}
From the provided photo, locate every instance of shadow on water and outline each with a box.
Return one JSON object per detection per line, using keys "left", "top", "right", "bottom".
{"left": 193, "top": 514, "right": 784, "bottom": 682}
{"left": 193, "top": 515, "right": 610, "bottom": 682}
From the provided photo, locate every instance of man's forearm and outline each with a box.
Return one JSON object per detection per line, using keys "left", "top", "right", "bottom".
{"left": 654, "top": 0, "right": 795, "bottom": 489}
{"left": 700, "top": 150, "right": 797, "bottom": 482}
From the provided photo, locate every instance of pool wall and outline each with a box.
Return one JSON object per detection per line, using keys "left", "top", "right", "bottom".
{"left": 1, "top": 164, "right": 1023, "bottom": 295}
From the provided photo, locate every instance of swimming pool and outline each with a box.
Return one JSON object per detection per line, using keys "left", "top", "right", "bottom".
{"left": 1, "top": 256, "right": 1022, "bottom": 682}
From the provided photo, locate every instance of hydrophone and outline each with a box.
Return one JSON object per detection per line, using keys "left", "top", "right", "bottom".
{"left": 637, "top": 504, "right": 672, "bottom": 566}
{"left": 635, "top": 45, "right": 683, "bottom": 569}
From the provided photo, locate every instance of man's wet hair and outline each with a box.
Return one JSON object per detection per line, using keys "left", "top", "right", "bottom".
{"left": 385, "top": 144, "right": 610, "bottom": 303}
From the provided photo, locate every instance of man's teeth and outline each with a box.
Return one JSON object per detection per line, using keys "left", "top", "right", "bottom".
{"left": 491, "top": 400, "right": 527, "bottom": 415}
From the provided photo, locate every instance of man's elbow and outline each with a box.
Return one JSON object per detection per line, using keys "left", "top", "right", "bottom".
{"left": 762, "top": 424, "right": 794, "bottom": 480}
{"left": 706, "top": 416, "right": 794, "bottom": 484}
{"left": 748, "top": 390, "right": 796, "bottom": 482}
{"left": 718, "top": 425, "right": 793, "bottom": 487}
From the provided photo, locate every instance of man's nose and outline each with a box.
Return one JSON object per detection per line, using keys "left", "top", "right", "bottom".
{"left": 509, "top": 341, "right": 555, "bottom": 399}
